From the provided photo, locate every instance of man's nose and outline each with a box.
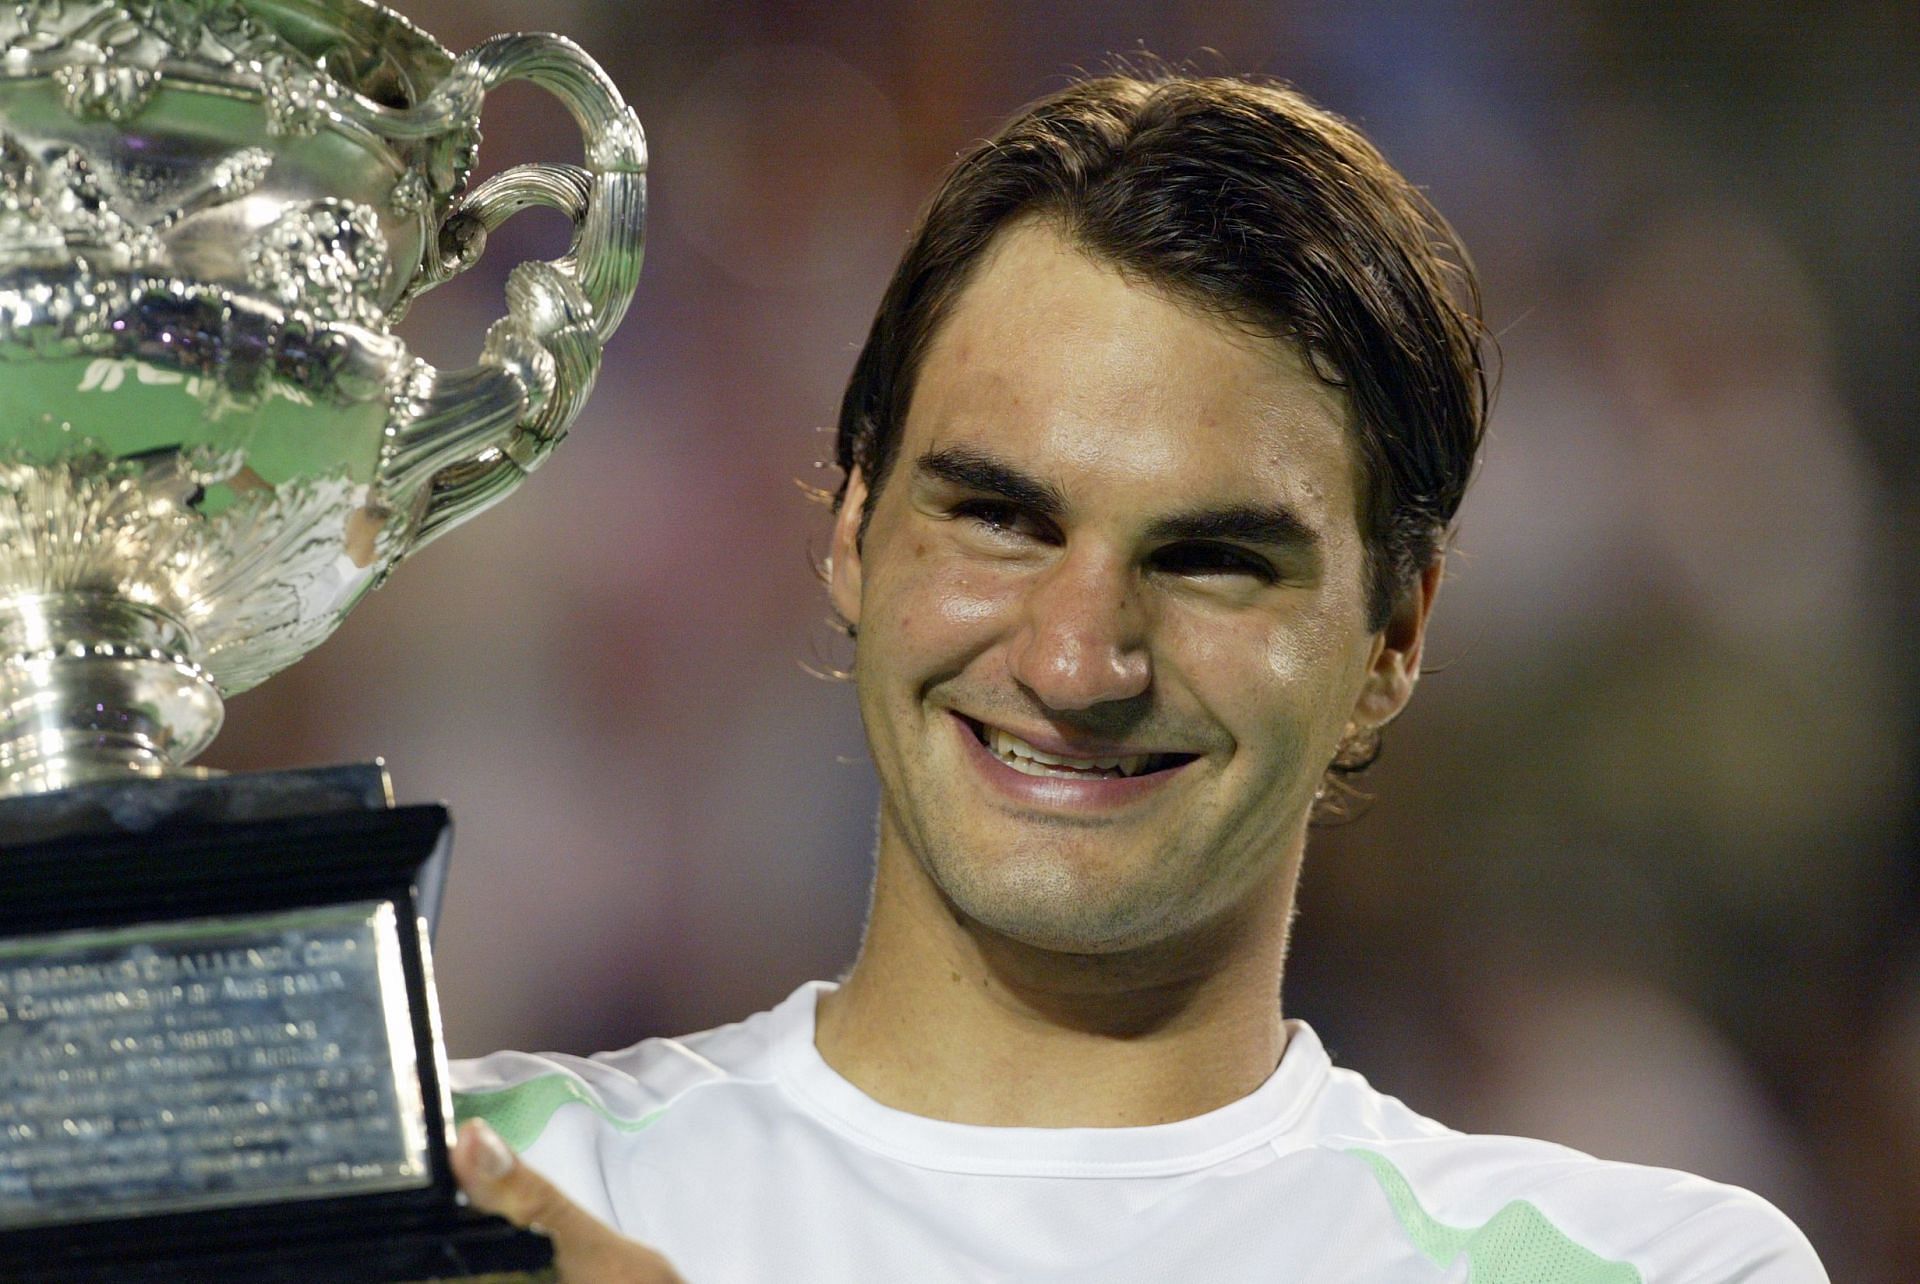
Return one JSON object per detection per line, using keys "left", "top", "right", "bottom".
{"left": 1006, "top": 550, "right": 1152, "bottom": 711}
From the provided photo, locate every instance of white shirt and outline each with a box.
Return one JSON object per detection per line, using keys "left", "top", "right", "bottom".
{"left": 450, "top": 981, "right": 1826, "bottom": 1282}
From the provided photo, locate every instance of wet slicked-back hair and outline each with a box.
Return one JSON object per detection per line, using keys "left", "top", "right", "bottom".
{"left": 833, "top": 73, "right": 1488, "bottom": 637}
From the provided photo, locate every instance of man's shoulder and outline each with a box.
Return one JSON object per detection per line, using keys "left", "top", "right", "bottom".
{"left": 1306, "top": 1061, "right": 1826, "bottom": 1282}
{"left": 449, "top": 991, "right": 790, "bottom": 1152}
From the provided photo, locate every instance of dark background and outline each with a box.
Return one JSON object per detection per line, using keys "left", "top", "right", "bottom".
{"left": 208, "top": 2, "right": 1918, "bottom": 1275}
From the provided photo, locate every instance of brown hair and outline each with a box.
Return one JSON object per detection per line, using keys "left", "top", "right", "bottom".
{"left": 835, "top": 73, "right": 1487, "bottom": 634}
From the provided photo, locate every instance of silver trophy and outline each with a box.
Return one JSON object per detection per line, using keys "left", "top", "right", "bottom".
{"left": 0, "top": 2, "right": 645, "bottom": 1279}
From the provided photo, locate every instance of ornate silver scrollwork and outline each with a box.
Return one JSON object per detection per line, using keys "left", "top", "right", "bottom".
{"left": 0, "top": 2, "right": 647, "bottom": 792}
{"left": 243, "top": 199, "right": 391, "bottom": 328}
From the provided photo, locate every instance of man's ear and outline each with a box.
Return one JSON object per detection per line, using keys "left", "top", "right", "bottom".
{"left": 1350, "top": 556, "right": 1442, "bottom": 732}
{"left": 828, "top": 467, "right": 869, "bottom": 630}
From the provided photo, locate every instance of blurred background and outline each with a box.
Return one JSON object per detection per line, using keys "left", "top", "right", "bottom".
{"left": 206, "top": 0, "right": 1916, "bottom": 1274}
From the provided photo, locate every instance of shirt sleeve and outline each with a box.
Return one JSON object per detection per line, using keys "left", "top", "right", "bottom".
{"left": 1648, "top": 1185, "right": 1829, "bottom": 1284}
{"left": 450, "top": 1050, "right": 624, "bottom": 1229}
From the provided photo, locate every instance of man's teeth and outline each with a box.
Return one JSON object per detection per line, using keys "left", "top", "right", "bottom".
{"left": 987, "top": 727, "right": 1152, "bottom": 778}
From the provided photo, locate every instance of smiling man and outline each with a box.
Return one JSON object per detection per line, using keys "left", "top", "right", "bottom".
{"left": 447, "top": 75, "right": 1827, "bottom": 1282}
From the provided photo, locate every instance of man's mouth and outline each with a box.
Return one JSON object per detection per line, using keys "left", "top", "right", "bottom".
{"left": 961, "top": 717, "right": 1194, "bottom": 780}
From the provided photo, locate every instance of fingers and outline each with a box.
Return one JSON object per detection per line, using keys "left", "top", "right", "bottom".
{"left": 452, "top": 1119, "right": 687, "bottom": 1284}
{"left": 451, "top": 1118, "right": 591, "bottom": 1242}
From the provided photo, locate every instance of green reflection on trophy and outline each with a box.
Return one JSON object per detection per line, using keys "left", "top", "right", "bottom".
{"left": 0, "top": 2, "right": 644, "bottom": 1278}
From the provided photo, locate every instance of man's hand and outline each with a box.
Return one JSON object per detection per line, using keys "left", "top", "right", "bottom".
{"left": 451, "top": 1119, "right": 688, "bottom": 1284}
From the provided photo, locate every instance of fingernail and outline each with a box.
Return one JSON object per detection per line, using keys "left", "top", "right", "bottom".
{"left": 467, "top": 1119, "right": 515, "bottom": 1181}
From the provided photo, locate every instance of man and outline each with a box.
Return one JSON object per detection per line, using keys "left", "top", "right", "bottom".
{"left": 447, "top": 74, "right": 1828, "bottom": 1281}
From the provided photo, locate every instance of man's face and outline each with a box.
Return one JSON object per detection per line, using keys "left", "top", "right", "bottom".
{"left": 831, "top": 220, "right": 1430, "bottom": 955}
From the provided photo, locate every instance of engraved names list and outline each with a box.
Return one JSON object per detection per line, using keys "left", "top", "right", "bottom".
{"left": 0, "top": 901, "right": 431, "bottom": 1228}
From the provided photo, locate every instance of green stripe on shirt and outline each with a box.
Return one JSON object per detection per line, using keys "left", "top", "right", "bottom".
{"left": 1349, "top": 1149, "right": 1643, "bottom": 1284}
{"left": 455, "top": 1073, "right": 668, "bottom": 1152}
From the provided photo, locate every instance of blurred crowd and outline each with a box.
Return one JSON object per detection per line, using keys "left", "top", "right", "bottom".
{"left": 207, "top": 1, "right": 1917, "bottom": 1275}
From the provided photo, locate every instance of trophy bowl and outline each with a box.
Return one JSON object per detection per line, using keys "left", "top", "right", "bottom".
{"left": 0, "top": 0, "right": 646, "bottom": 794}
{"left": 0, "top": 2, "right": 645, "bottom": 1279}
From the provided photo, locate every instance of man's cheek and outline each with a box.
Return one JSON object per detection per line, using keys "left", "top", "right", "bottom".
{"left": 1242, "top": 610, "right": 1376, "bottom": 738}
{"left": 897, "top": 556, "right": 1024, "bottom": 636}
{"left": 937, "top": 577, "right": 1018, "bottom": 632}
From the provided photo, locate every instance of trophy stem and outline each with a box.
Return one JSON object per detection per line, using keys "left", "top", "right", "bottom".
{"left": 0, "top": 592, "right": 223, "bottom": 798}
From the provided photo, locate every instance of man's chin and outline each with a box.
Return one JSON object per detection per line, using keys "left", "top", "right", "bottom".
{"left": 925, "top": 847, "right": 1196, "bottom": 957}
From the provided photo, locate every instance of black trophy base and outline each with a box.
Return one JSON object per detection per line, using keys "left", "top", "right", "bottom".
{"left": 0, "top": 766, "right": 554, "bottom": 1283}
{"left": 10, "top": 1202, "right": 555, "bottom": 1283}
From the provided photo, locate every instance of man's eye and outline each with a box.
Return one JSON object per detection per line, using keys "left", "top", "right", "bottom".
{"left": 1152, "top": 542, "right": 1276, "bottom": 582}
{"left": 953, "top": 500, "right": 1046, "bottom": 538}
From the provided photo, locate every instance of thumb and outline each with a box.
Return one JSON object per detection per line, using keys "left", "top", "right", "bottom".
{"left": 452, "top": 1118, "right": 686, "bottom": 1284}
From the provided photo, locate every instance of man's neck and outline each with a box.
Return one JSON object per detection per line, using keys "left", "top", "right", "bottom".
{"left": 813, "top": 843, "right": 1297, "bottom": 1128}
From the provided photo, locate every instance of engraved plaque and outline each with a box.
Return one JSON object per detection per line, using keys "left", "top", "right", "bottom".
{"left": 0, "top": 901, "right": 431, "bottom": 1230}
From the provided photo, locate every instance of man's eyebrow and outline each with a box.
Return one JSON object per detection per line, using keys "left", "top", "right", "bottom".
{"left": 1146, "top": 503, "right": 1321, "bottom": 550}
{"left": 913, "top": 447, "right": 1067, "bottom": 516}
{"left": 915, "top": 446, "right": 1319, "bottom": 549}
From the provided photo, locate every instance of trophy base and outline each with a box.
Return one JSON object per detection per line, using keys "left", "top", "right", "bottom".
{"left": 0, "top": 765, "right": 553, "bottom": 1282}
{"left": 7, "top": 1202, "right": 554, "bottom": 1283}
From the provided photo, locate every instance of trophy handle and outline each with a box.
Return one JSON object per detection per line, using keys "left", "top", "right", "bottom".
{"left": 357, "top": 34, "right": 647, "bottom": 549}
